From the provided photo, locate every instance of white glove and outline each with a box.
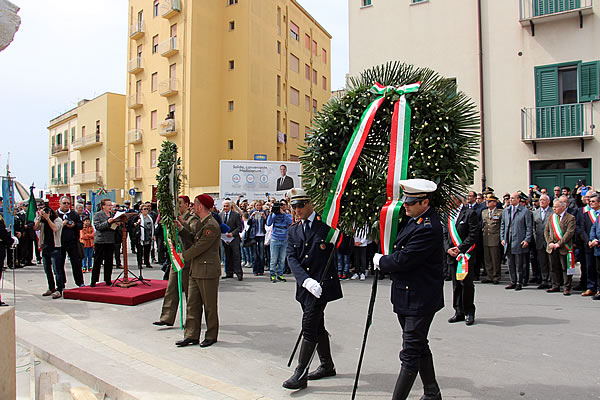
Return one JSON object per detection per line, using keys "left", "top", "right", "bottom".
{"left": 302, "top": 278, "right": 322, "bottom": 298}
{"left": 11, "top": 236, "right": 19, "bottom": 248}
{"left": 373, "top": 253, "right": 383, "bottom": 271}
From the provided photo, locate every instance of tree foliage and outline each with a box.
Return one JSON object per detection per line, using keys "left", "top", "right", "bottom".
{"left": 156, "top": 141, "right": 181, "bottom": 244}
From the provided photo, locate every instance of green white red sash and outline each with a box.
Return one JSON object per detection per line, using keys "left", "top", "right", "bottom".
{"left": 320, "top": 82, "right": 420, "bottom": 254}
{"left": 163, "top": 223, "right": 186, "bottom": 329}
{"left": 584, "top": 205, "right": 598, "bottom": 224}
{"left": 448, "top": 214, "right": 475, "bottom": 280}
{"left": 550, "top": 214, "right": 575, "bottom": 275}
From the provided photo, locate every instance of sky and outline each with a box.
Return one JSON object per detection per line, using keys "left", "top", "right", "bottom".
{"left": 0, "top": 0, "right": 349, "bottom": 196}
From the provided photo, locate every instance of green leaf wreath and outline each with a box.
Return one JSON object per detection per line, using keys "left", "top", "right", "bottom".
{"left": 300, "top": 61, "right": 480, "bottom": 240}
{"left": 156, "top": 141, "right": 181, "bottom": 244}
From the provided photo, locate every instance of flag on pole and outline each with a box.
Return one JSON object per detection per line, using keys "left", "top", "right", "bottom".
{"left": 26, "top": 185, "right": 37, "bottom": 223}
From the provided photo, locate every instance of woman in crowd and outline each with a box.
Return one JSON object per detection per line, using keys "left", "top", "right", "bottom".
{"left": 134, "top": 204, "right": 155, "bottom": 269}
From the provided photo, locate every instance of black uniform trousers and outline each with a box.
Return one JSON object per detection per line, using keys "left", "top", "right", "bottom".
{"left": 450, "top": 261, "right": 476, "bottom": 315}
{"left": 300, "top": 302, "right": 327, "bottom": 343}
{"left": 397, "top": 313, "right": 435, "bottom": 373}
{"left": 223, "top": 239, "right": 242, "bottom": 277}
{"left": 60, "top": 241, "right": 84, "bottom": 287}
{"left": 92, "top": 243, "right": 114, "bottom": 285}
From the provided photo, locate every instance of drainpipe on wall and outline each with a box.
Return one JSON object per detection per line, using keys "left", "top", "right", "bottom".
{"left": 477, "top": 0, "right": 486, "bottom": 191}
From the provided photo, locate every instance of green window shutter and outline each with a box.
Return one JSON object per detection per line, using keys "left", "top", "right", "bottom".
{"left": 51, "top": 136, "right": 55, "bottom": 146}
{"left": 64, "top": 130, "right": 68, "bottom": 144}
{"left": 535, "top": 65, "right": 559, "bottom": 107}
{"left": 63, "top": 164, "right": 68, "bottom": 184}
{"left": 51, "top": 166, "right": 55, "bottom": 179}
{"left": 579, "top": 61, "right": 599, "bottom": 102}
{"left": 71, "top": 161, "right": 75, "bottom": 177}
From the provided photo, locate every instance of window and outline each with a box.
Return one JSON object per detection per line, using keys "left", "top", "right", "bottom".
{"left": 305, "top": 64, "right": 310, "bottom": 80}
{"left": 227, "top": 140, "right": 234, "bottom": 150}
{"left": 305, "top": 95, "right": 310, "bottom": 111}
{"left": 71, "top": 127, "right": 75, "bottom": 142}
{"left": 228, "top": 100, "right": 234, "bottom": 111}
{"left": 312, "top": 40, "right": 317, "bottom": 55}
{"left": 290, "top": 121, "right": 299, "bottom": 138}
{"left": 151, "top": 110, "right": 158, "bottom": 129}
{"left": 57, "top": 165, "right": 61, "bottom": 182}
{"left": 64, "top": 130, "right": 68, "bottom": 144}
{"left": 305, "top": 33, "right": 310, "bottom": 50}
{"left": 56, "top": 133, "right": 62, "bottom": 145}
{"left": 152, "top": 35, "right": 159, "bottom": 53}
{"left": 81, "top": 126, "right": 85, "bottom": 137}
{"left": 277, "top": 7, "right": 281, "bottom": 35}
{"left": 151, "top": 72, "right": 158, "bottom": 91}
{"left": 229, "top": 20, "right": 235, "bottom": 31}
{"left": 153, "top": 0, "right": 159, "bottom": 17}
{"left": 411, "top": 0, "right": 427, "bottom": 3}
{"left": 51, "top": 135, "right": 55, "bottom": 146}
{"left": 290, "top": 21, "right": 299, "bottom": 41}
{"left": 313, "top": 69, "right": 317, "bottom": 84}
{"left": 580, "top": 61, "right": 600, "bottom": 102}
{"left": 135, "top": 153, "right": 140, "bottom": 175}
{"left": 170, "top": 23, "right": 177, "bottom": 39}
{"left": 169, "top": 63, "right": 176, "bottom": 80}
{"left": 135, "top": 115, "right": 142, "bottom": 130}
{"left": 277, "top": 41, "right": 281, "bottom": 54}
{"left": 81, "top": 161, "right": 85, "bottom": 174}
{"left": 277, "top": 75, "right": 281, "bottom": 106}
{"left": 277, "top": 111, "right": 281, "bottom": 131}
{"left": 169, "top": 103, "right": 176, "bottom": 118}
{"left": 313, "top": 99, "right": 317, "bottom": 113}
{"left": 150, "top": 149, "right": 157, "bottom": 168}
{"left": 290, "top": 87, "right": 300, "bottom": 106}
{"left": 535, "top": 61, "right": 600, "bottom": 106}
{"left": 322, "top": 76, "right": 327, "bottom": 90}
{"left": 71, "top": 161, "right": 75, "bottom": 177}
{"left": 51, "top": 166, "right": 55, "bottom": 179}
{"left": 95, "top": 158, "right": 100, "bottom": 172}
{"left": 228, "top": 60, "right": 235, "bottom": 70}
{"left": 361, "top": 0, "right": 372, "bottom": 6}
{"left": 63, "top": 164, "right": 67, "bottom": 184}
{"left": 96, "top": 120, "right": 100, "bottom": 133}
{"left": 137, "top": 44, "right": 142, "bottom": 57}
{"left": 227, "top": 0, "right": 238, "bottom": 5}
{"left": 322, "top": 49, "right": 327, "bottom": 64}
{"left": 290, "top": 53, "right": 299, "bottom": 72}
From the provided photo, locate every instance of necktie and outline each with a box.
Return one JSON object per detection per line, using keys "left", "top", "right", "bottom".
{"left": 303, "top": 220, "right": 310, "bottom": 238}
{"left": 225, "top": 213, "right": 229, "bottom": 224}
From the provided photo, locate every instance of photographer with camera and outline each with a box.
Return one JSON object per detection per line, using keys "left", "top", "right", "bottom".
{"left": 57, "top": 196, "right": 85, "bottom": 287}
{"left": 34, "top": 203, "right": 65, "bottom": 298}
{"left": 266, "top": 200, "right": 293, "bottom": 283}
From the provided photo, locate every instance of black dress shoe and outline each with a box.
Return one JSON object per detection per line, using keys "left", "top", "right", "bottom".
{"left": 515, "top": 283, "right": 523, "bottom": 291}
{"left": 200, "top": 339, "right": 217, "bottom": 347}
{"left": 448, "top": 313, "right": 465, "bottom": 323}
{"left": 465, "top": 314, "right": 475, "bottom": 326}
{"left": 237, "top": 275, "right": 243, "bottom": 281}
{"left": 537, "top": 283, "right": 550, "bottom": 289}
{"left": 153, "top": 321, "right": 173, "bottom": 327}
{"left": 221, "top": 275, "right": 233, "bottom": 279}
{"left": 505, "top": 283, "right": 516, "bottom": 290}
{"left": 176, "top": 338, "right": 199, "bottom": 347}
{"left": 480, "top": 279, "right": 491, "bottom": 283}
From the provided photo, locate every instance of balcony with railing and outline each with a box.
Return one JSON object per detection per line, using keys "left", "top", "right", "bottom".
{"left": 159, "top": 119, "right": 176, "bottom": 137}
{"left": 51, "top": 143, "right": 68, "bottom": 155}
{"left": 159, "top": 79, "right": 179, "bottom": 97}
{"left": 50, "top": 177, "right": 67, "bottom": 186}
{"left": 127, "top": 57, "right": 144, "bottom": 74}
{"left": 127, "top": 167, "right": 142, "bottom": 181}
{"left": 127, "top": 129, "right": 143, "bottom": 144}
{"left": 159, "top": 37, "right": 179, "bottom": 57}
{"left": 160, "top": 0, "right": 181, "bottom": 18}
{"left": 72, "top": 133, "right": 102, "bottom": 150}
{"left": 129, "top": 22, "right": 145, "bottom": 39}
{"left": 128, "top": 93, "right": 144, "bottom": 109}
{"left": 519, "top": 0, "right": 593, "bottom": 32}
{"left": 72, "top": 172, "right": 102, "bottom": 185}
{"left": 521, "top": 102, "right": 595, "bottom": 144}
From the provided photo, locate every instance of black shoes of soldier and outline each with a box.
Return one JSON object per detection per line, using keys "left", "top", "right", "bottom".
{"left": 448, "top": 313, "right": 465, "bottom": 323}
{"left": 307, "top": 364, "right": 336, "bottom": 380}
{"left": 392, "top": 368, "right": 418, "bottom": 399}
{"left": 465, "top": 313, "right": 475, "bottom": 326}
{"left": 153, "top": 321, "right": 173, "bottom": 327}
{"left": 200, "top": 339, "right": 217, "bottom": 347}
{"left": 283, "top": 339, "right": 317, "bottom": 390}
{"left": 176, "top": 338, "right": 199, "bottom": 347}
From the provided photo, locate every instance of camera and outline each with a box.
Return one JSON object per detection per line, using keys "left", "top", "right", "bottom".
{"left": 272, "top": 201, "right": 282, "bottom": 214}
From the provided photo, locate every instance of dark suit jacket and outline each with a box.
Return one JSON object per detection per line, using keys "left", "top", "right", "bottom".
{"left": 220, "top": 210, "right": 243, "bottom": 245}
{"left": 379, "top": 207, "right": 444, "bottom": 316}
{"left": 287, "top": 214, "right": 352, "bottom": 306}
{"left": 577, "top": 207, "right": 597, "bottom": 253}
{"left": 500, "top": 204, "right": 533, "bottom": 255}
{"left": 444, "top": 206, "right": 480, "bottom": 265}
{"left": 276, "top": 175, "right": 294, "bottom": 191}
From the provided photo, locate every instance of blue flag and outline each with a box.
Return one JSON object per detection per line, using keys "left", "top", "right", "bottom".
{"left": 2, "top": 177, "right": 15, "bottom": 235}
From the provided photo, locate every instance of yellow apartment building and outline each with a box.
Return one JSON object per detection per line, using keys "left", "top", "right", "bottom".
{"left": 349, "top": 0, "right": 599, "bottom": 194}
{"left": 125, "top": 0, "right": 331, "bottom": 201}
{"left": 48, "top": 92, "right": 126, "bottom": 203}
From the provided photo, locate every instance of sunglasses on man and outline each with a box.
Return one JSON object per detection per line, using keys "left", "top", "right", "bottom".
{"left": 291, "top": 201, "right": 307, "bottom": 210}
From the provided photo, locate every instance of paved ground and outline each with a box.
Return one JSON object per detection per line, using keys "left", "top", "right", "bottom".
{"left": 4, "top": 253, "right": 600, "bottom": 400}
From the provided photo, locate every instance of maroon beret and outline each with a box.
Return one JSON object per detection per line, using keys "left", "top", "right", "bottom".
{"left": 179, "top": 195, "right": 191, "bottom": 205}
{"left": 195, "top": 194, "right": 214, "bottom": 210}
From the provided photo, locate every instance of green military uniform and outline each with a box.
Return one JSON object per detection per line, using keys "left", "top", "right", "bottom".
{"left": 181, "top": 213, "right": 221, "bottom": 341}
{"left": 482, "top": 207, "right": 503, "bottom": 283}
{"left": 158, "top": 210, "right": 199, "bottom": 325}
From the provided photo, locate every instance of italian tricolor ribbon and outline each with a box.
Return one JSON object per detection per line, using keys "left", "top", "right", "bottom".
{"left": 320, "top": 82, "right": 420, "bottom": 254}
{"left": 584, "top": 205, "right": 598, "bottom": 224}
{"left": 448, "top": 215, "right": 475, "bottom": 281}
{"left": 550, "top": 214, "right": 576, "bottom": 275}
{"left": 163, "top": 223, "right": 186, "bottom": 329}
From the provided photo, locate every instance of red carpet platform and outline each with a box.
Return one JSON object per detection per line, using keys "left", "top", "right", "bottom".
{"left": 63, "top": 279, "right": 168, "bottom": 306}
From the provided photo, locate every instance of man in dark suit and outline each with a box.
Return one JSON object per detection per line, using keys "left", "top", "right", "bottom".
{"left": 465, "top": 190, "right": 486, "bottom": 280}
{"left": 500, "top": 192, "right": 533, "bottom": 290}
{"left": 373, "top": 179, "right": 444, "bottom": 400}
{"left": 283, "top": 188, "right": 352, "bottom": 391}
{"left": 578, "top": 191, "right": 599, "bottom": 296}
{"left": 533, "top": 194, "right": 552, "bottom": 289}
{"left": 445, "top": 194, "right": 480, "bottom": 326}
{"left": 276, "top": 165, "right": 294, "bottom": 191}
{"left": 220, "top": 199, "right": 243, "bottom": 281}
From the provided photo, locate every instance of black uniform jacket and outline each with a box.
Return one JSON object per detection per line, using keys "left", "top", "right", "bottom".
{"left": 379, "top": 207, "right": 444, "bottom": 316}
{"left": 443, "top": 206, "right": 479, "bottom": 265}
{"left": 287, "top": 214, "right": 353, "bottom": 306}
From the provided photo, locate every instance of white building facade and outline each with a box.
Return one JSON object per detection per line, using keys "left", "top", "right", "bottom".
{"left": 349, "top": 0, "right": 599, "bottom": 194}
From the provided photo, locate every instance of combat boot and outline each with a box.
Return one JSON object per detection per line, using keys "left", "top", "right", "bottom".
{"left": 392, "top": 367, "right": 417, "bottom": 400}
{"left": 419, "top": 354, "right": 442, "bottom": 400}
{"left": 282, "top": 339, "right": 317, "bottom": 390}
{"left": 308, "top": 331, "right": 336, "bottom": 380}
